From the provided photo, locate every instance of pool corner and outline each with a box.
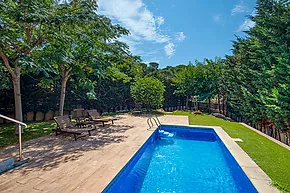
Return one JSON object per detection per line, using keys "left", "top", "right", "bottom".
{"left": 201, "top": 125, "right": 280, "bottom": 193}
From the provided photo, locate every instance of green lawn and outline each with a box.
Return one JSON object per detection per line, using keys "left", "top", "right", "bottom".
{"left": 0, "top": 121, "right": 55, "bottom": 148}
{"left": 166, "top": 111, "right": 290, "bottom": 193}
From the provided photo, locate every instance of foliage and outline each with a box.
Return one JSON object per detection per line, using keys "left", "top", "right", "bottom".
{"left": 168, "top": 112, "right": 290, "bottom": 193}
{"left": 172, "top": 59, "right": 225, "bottom": 110}
{"left": 168, "top": 0, "right": 290, "bottom": 131}
{"left": 35, "top": 0, "right": 131, "bottom": 115}
{"left": 0, "top": 0, "right": 61, "bottom": 123}
{"left": 224, "top": 0, "right": 290, "bottom": 129}
{"left": 0, "top": 0, "right": 135, "bottom": 117}
{"left": 130, "top": 77, "right": 165, "bottom": 109}
{"left": 0, "top": 67, "right": 12, "bottom": 90}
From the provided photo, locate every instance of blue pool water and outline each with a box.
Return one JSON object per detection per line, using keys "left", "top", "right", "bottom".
{"left": 103, "top": 125, "right": 257, "bottom": 193}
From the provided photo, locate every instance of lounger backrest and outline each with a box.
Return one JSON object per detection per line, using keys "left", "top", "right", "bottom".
{"left": 54, "top": 115, "right": 74, "bottom": 130}
{"left": 87, "top": 110, "right": 100, "bottom": 120}
{"left": 73, "top": 108, "right": 85, "bottom": 119}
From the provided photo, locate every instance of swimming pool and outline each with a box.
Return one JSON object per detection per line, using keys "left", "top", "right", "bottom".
{"left": 103, "top": 125, "right": 257, "bottom": 193}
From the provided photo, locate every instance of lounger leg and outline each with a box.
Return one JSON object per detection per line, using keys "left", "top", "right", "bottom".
{"left": 88, "top": 131, "right": 91, "bottom": 136}
{"left": 102, "top": 122, "right": 105, "bottom": 127}
{"left": 112, "top": 120, "right": 114, "bottom": 124}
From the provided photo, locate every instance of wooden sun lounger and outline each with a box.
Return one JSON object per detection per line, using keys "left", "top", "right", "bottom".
{"left": 73, "top": 108, "right": 94, "bottom": 128}
{"left": 87, "top": 110, "right": 118, "bottom": 127}
{"left": 53, "top": 115, "right": 95, "bottom": 141}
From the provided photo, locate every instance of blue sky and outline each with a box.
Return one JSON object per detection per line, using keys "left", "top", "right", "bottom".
{"left": 98, "top": 0, "right": 256, "bottom": 68}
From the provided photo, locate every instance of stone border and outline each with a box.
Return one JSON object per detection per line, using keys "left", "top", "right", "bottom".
{"left": 240, "top": 123, "right": 290, "bottom": 151}
{"left": 189, "top": 125, "right": 280, "bottom": 193}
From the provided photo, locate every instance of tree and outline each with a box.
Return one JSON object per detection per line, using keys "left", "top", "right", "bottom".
{"left": 38, "top": 0, "right": 130, "bottom": 116}
{"left": 0, "top": 0, "right": 57, "bottom": 131}
{"left": 149, "top": 62, "right": 159, "bottom": 69}
{"left": 159, "top": 66, "right": 180, "bottom": 108}
{"left": 130, "top": 77, "right": 165, "bottom": 109}
{"left": 172, "top": 63, "right": 195, "bottom": 109}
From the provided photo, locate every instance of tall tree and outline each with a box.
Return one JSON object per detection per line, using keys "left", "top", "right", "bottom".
{"left": 38, "top": 0, "right": 130, "bottom": 116}
{"left": 172, "top": 64, "right": 195, "bottom": 109}
{"left": 0, "top": 0, "right": 57, "bottom": 129}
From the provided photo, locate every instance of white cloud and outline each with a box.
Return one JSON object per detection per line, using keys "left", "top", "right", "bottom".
{"left": 176, "top": 32, "right": 186, "bottom": 42}
{"left": 238, "top": 19, "right": 255, "bottom": 31}
{"left": 98, "top": 0, "right": 170, "bottom": 45}
{"left": 156, "top": 16, "right": 165, "bottom": 27}
{"left": 213, "top": 15, "right": 221, "bottom": 23}
{"left": 164, "top": 43, "right": 175, "bottom": 58}
{"left": 232, "top": 2, "right": 248, "bottom": 15}
{"left": 237, "top": 11, "right": 256, "bottom": 32}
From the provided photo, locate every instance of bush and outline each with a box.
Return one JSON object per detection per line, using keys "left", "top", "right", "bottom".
{"left": 130, "top": 77, "right": 165, "bottom": 109}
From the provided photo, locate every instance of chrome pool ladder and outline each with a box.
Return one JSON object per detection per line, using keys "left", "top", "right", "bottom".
{"left": 147, "top": 116, "right": 161, "bottom": 129}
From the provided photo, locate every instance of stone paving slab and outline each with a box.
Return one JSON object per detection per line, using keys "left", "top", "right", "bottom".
{"left": 0, "top": 114, "right": 188, "bottom": 193}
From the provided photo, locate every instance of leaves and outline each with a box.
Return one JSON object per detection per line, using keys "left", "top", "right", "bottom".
{"left": 130, "top": 77, "right": 165, "bottom": 109}
{"left": 224, "top": 0, "right": 290, "bottom": 129}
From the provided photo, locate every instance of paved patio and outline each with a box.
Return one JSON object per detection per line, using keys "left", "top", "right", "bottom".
{"left": 0, "top": 114, "right": 188, "bottom": 193}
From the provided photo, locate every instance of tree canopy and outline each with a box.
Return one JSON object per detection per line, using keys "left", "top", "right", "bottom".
{"left": 130, "top": 77, "right": 165, "bottom": 109}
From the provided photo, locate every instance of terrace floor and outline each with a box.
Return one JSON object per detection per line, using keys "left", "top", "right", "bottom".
{"left": 0, "top": 114, "right": 188, "bottom": 193}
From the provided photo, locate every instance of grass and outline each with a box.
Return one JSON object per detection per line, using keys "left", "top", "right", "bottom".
{"left": 0, "top": 121, "right": 55, "bottom": 148}
{"left": 166, "top": 111, "right": 290, "bottom": 193}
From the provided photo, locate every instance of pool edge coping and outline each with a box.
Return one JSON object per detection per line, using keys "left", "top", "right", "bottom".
{"left": 187, "top": 124, "right": 281, "bottom": 193}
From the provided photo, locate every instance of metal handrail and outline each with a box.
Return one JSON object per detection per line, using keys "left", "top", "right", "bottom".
{"left": 147, "top": 118, "right": 153, "bottom": 128}
{"left": 147, "top": 116, "right": 161, "bottom": 129}
{"left": 0, "top": 114, "right": 27, "bottom": 161}
{"left": 155, "top": 116, "right": 161, "bottom": 125}
{"left": 0, "top": 114, "right": 27, "bottom": 127}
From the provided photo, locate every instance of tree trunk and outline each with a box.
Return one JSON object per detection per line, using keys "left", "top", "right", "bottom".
{"left": 208, "top": 98, "right": 211, "bottom": 113}
{"left": 58, "top": 66, "right": 72, "bottom": 116}
{"left": 59, "top": 75, "right": 69, "bottom": 116}
{"left": 185, "top": 95, "right": 189, "bottom": 110}
{"left": 218, "top": 94, "right": 221, "bottom": 113}
{"left": 221, "top": 92, "right": 227, "bottom": 115}
{"left": 0, "top": 51, "right": 23, "bottom": 134}
{"left": 195, "top": 101, "right": 199, "bottom": 111}
{"left": 12, "top": 69, "right": 23, "bottom": 134}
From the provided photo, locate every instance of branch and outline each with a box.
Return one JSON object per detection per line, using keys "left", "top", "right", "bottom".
{"left": 0, "top": 42, "right": 22, "bottom": 53}
{"left": 59, "top": 63, "right": 65, "bottom": 71}
{"left": 10, "top": 43, "right": 22, "bottom": 53}
{"left": 23, "top": 37, "right": 43, "bottom": 55}
{"left": 65, "top": 67, "right": 73, "bottom": 78}
{"left": 32, "top": 37, "right": 42, "bottom": 48}
{"left": 25, "top": 26, "right": 32, "bottom": 44}
{"left": 0, "top": 49, "right": 14, "bottom": 76}
{"left": 67, "top": 66, "right": 73, "bottom": 73}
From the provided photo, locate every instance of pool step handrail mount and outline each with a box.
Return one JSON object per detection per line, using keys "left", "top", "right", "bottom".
{"left": 147, "top": 116, "right": 161, "bottom": 129}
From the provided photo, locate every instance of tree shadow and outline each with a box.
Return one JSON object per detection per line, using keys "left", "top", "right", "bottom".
{"left": 0, "top": 123, "right": 134, "bottom": 174}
